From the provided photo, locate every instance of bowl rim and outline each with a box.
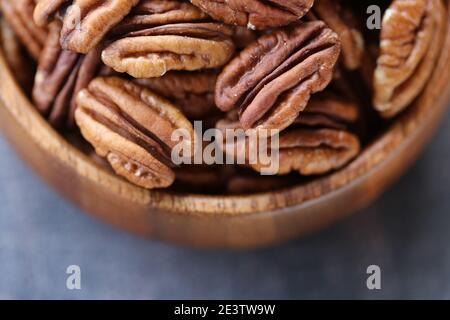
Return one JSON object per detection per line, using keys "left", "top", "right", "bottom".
{"left": 1, "top": 7, "right": 450, "bottom": 218}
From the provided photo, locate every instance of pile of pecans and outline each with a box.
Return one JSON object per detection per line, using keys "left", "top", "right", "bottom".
{"left": 0, "top": 0, "right": 447, "bottom": 194}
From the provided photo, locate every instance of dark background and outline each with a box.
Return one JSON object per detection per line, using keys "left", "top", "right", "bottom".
{"left": 1, "top": 111, "right": 450, "bottom": 300}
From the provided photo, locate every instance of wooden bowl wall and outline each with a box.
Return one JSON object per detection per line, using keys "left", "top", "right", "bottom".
{"left": 1, "top": 7, "right": 450, "bottom": 248}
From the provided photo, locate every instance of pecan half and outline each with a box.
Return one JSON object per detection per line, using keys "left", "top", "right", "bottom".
{"left": 217, "top": 90, "right": 359, "bottom": 130}
{"left": 294, "top": 91, "right": 359, "bottom": 130}
{"left": 0, "top": 0, "right": 47, "bottom": 59}
{"left": 373, "top": 0, "right": 446, "bottom": 118}
{"left": 75, "top": 77, "right": 195, "bottom": 189}
{"left": 215, "top": 21, "right": 341, "bottom": 132}
{"left": 262, "top": 127, "right": 360, "bottom": 176}
{"left": 190, "top": 0, "right": 314, "bottom": 30}
{"left": 216, "top": 90, "right": 360, "bottom": 176}
{"left": 34, "top": 0, "right": 139, "bottom": 53}
{"left": 308, "top": 0, "right": 364, "bottom": 70}
{"left": 32, "top": 21, "right": 103, "bottom": 128}
{"left": 135, "top": 71, "right": 218, "bottom": 119}
{"left": 102, "top": 22, "right": 235, "bottom": 78}
{"left": 217, "top": 124, "right": 360, "bottom": 176}
{"left": 271, "top": 93, "right": 360, "bottom": 176}
{"left": 112, "top": 0, "right": 209, "bottom": 35}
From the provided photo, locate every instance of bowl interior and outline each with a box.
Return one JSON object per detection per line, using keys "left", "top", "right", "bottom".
{"left": 1, "top": 18, "right": 450, "bottom": 216}
{"left": 1, "top": 5, "right": 450, "bottom": 247}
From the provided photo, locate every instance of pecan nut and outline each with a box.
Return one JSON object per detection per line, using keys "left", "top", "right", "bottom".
{"left": 294, "top": 91, "right": 359, "bottom": 130}
{"left": 217, "top": 89, "right": 359, "bottom": 130}
{"left": 34, "top": 0, "right": 139, "bottom": 53}
{"left": 102, "top": 22, "right": 235, "bottom": 78}
{"left": 267, "top": 92, "right": 360, "bottom": 175}
{"left": 373, "top": 0, "right": 446, "bottom": 117}
{"left": 190, "top": 0, "right": 314, "bottom": 30}
{"left": 75, "top": 77, "right": 195, "bottom": 189}
{"left": 217, "top": 90, "right": 360, "bottom": 176}
{"left": 32, "top": 21, "right": 103, "bottom": 128}
{"left": 96, "top": 0, "right": 234, "bottom": 78}
{"left": 215, "top": 21, "right": 341, "bottom": 132}
{"left": 264, "top": 127, "right": 360, "bottom": 176}
{"left": 0, "top": 0, "right": 47, "bottom": 59}
{"left": 135, "top": 71, "right": 218, "bottom": 119}
{"left": 308, "top": 0, "right": 365, "bottom": 70}
{"left": 113, "top": 0, "right": 209, "bottom": 35}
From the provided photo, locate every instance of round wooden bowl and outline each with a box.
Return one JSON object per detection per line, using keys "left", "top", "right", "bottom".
{"left": 1, "top": 9, "right": 450, "bottom": 249}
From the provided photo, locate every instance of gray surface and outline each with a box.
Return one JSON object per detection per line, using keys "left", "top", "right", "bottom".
{"left": 1, "top": 113, "right": 450, "bottom": 300}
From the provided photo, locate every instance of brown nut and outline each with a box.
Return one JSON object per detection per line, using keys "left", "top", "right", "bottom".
{"left": 373, "top": 0, "right": 446, "bottom": 118}
{"left": 135, "top": 71, "right": 218, "bottom": 119}
{"left": 75, "top": 76, "right": 195, "bottom": 189}
{"left": 294, "top": 91, "right": 359, "bottom": 130}
{"left": 269, "top": 91, "right": 361, "bottom": 175}
{"left": 0, "top": 0, "right": 47, "bottom": 59}
{"left": 112, "top": 0, "right": 209, "bottom": 35}
{"left": 216, "top": 122, "right": 360, "bottom": 176}
{"left": 308, "top": 0, "right": 364, "bottom": 70}
{"left": 218, "top": 90, "right": 359, "bottom": 131}
{"left": 102, "top": 22, "right": 235, "bottom": 78}
{"left": 216, "top": 88, "right": 360, "bottom": 176}
{"left": 190, "top": 0, "right": 314, "bottom": 30}
{"left": 258, "top": 128, "right": 360, "bottom": 176}
{"left": 34, "top": 0, "right": 139, "bottom": 53}
{"left": 32, "top": 21, "right": 103, "bottom": 128}
{"left": 215, "top": 21, "right": 341, "bottom": 132}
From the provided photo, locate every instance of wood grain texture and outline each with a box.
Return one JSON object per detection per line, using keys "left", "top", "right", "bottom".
{"left": 0, "top": 4, "right": 449, "bottom": 248}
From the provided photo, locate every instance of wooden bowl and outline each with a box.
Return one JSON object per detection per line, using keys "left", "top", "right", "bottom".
{"left": 1, "top": 9, "right": 450, "bottom": 249}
